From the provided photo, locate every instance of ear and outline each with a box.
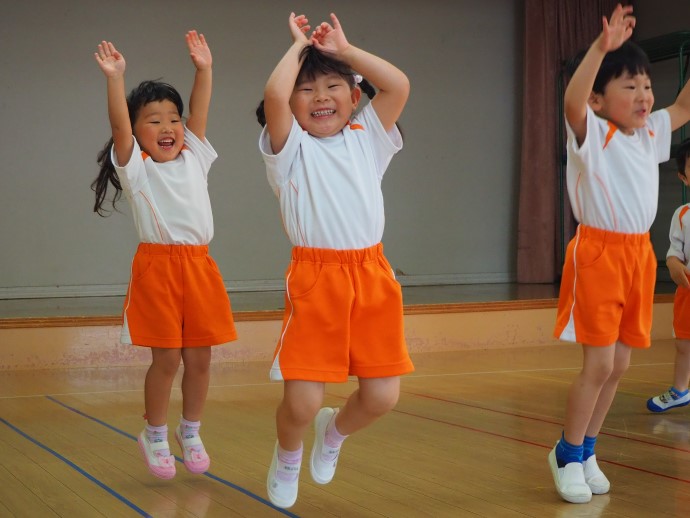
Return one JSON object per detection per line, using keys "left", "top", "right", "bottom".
{"left": 351, "top": 86, "right": 362, "bottom": 109}
{"left": 588, "top": 91, "right": 603, "bottom": 111}
{"left": 678, "top": 172, "right": 690, "bottom": 187}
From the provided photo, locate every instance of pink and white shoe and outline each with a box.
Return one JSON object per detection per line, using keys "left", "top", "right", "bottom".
{"left": 175, "top": 426, "right": 210, "bottom": 474}
{"left": 138, "top": 430, "right": 176, "bottom": 479}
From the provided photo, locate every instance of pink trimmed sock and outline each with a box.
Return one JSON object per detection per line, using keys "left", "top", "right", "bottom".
{"left": 180, "top": 417, "right": 203, "bottom": 452}
{"left": 146, "top": 423, "right": 170, "bottom": 457}
{"left": 276, "top": 443, "right": 303, "bottom": 482}
{"left": 324, "top": 416, "right": 348, "bottom": 460}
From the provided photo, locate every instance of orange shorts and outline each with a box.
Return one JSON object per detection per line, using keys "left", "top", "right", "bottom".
{"left": 673, "top": 281, "right": 690, "bottom": 339}
{"left": 121, "top": 243, "right": 237, "bottom": 348}
{"left": 271, "top": 243, "right": 414, "bottom": 382}
{"left": 554, "top": 225, "right": 656, "bottom": 348}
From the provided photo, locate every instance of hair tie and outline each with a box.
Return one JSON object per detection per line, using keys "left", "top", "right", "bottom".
{"left": 353, "top": 74, "right": 363, "bottom": 84}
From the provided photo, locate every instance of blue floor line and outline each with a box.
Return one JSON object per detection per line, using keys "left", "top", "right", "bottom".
{"left": 45, "top": 395, "right": 299, "bottom": 517}
{"left": 0, "top": 417, "right": 151, "bottom": 517}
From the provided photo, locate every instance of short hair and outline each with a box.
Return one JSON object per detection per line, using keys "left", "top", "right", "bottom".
{"left": 677, "top": 138, "right": 690, "bottom": 176}
{"left": 566, "top": 41, "right": 651, "bottom": 94}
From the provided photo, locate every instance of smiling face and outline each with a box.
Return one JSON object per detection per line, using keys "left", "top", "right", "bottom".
{"left": 132, "top": 100, "right": 185, "bottom": 162}
{"left": 289, "top": 72, "right": 361, "bottom": 138}
{"left": 590, "top": 71, "right": 654, "bottom": 135}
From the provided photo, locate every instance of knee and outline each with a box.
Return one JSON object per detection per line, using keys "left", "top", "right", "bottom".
{"left": 359, "top": 386, "right": 400, "bottom": 417}
{"left": 152, "top": 351, "right": 182, "bottom": 376}
{"left": 584, "top": 362, "right": 615, "bottom": 385}
{"left": 181, "top": 348, "right": 211, "bottom": 375}
{"left": 279, "top": 395, "right": 321, "bottom": 427}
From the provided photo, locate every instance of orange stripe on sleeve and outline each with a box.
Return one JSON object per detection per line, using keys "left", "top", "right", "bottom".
{"left": 603, "top": 121, "right": 618, "bottom": 149}
{"left": 680, "top": 206, "right": 690, "bottom": 230}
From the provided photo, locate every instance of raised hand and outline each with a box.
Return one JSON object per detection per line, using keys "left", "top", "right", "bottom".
{"left": 288, "top": 12, "right": 311, "bottom": 45}
{"left": 311, "top": 13, "right": 350, "bottom": 56}
{"left": 94, "top": 41, "right": 126, "bottom": 78}
{"left": 597, "top": 3, "right": 635, "bottom": 53}
{"left": 186, "top": 30, "right": 212, "bottom": 70}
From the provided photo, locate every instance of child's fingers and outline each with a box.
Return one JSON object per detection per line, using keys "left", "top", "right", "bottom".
{"left": 330, "top": 12, "right": 342, "bottom": 31}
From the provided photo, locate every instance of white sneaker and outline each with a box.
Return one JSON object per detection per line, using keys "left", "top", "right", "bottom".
{"left": 548, "top": 443, "right": 592, "bottom": 503}
{"left": 583, "top": 455, "right": 610, "bottom": 494}
{"left": 267, "top": 441, "right": 299, "bottom": 509}
{"left": 647, "top": 388, "right": 690, "bottom": 412}
{"left": 310, "top": 407, "right": 340, "bottom": 485}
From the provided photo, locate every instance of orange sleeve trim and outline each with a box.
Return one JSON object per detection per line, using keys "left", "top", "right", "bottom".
{"left": 348, "top": 121, "right": 365, "bottom": 131}
{"left": 680, "top": 206, "right": 690, "bottom": 230}
{"left": 141, "top": 151, "right": 150, "bottom": 160}
{"left": 182, "top": 144, "right": 190, "bottom": 151}
{"left": 603, "top": 121, "right": 618, "bottom": 149}
{"left": 648, "top": 129, "right": 655, "bottom": 137}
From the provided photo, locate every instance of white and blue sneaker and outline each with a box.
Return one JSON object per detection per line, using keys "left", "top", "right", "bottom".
{"left": 647, "top": 388, "right": 690, "bottom": 413}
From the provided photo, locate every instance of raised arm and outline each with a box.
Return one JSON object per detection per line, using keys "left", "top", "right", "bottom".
{"left": 264, "top": 13, "right": 311, "bottom": 154}
{"left": 312, "top": 13, "right": 409, "bottom": 132}
{"left": 94, "top": 41, "right": 133, "bottom": 165}
{"left": 185, "top": 30, "right": 213, "bottom": 140}
{"left": 666, "top": 78, "right": 690, "bottom": 131}
{"left": 564, "top": 4, "right": 635, "bottom": 145}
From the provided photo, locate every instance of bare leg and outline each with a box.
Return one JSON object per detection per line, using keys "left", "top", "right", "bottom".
{"left": 585, "top": 342, "right": 631, "bottom": 437}
{"left": 144, "top": 348, "right": 182, "bottom": 426}
{"left": 563, "top": 344, "right": 616, "bottom": 446}
{"left": 335, "top": 377, "right": 400, "bottom": 436}
{"left": 673, "top": 339, "right": 690, "bottom": 392}
{"left": 180, "top": 347, "right": 212, "bottom": 421}
{"left": 276, "top": 380, "right": 324, "bottom": 451}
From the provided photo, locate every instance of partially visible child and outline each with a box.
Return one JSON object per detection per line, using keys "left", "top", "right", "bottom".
{"left": 257, "top": 12, "right": 413, "bottom": 509}
{"left": 647, "top": 138, "right": 690, "bottom": 413}
{"left": 93, "top": 32, "right": 236, "bottom": 479}
{"left": 550, "top": 4, "right": 690, "bottom": 504}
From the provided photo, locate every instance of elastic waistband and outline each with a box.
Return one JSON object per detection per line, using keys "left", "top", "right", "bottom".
{"left": 137, "top": 243, "right": 209, "bottom": 256}
{"left": 291, "top": 243, "right": 383, "bottom": 264}
{"left": 577, "top": 225, "right": 650, "bottom": 245}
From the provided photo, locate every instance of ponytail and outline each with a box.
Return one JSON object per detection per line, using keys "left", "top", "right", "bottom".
{"left": 91, "top": 137, "right": 122, "bottom": 216}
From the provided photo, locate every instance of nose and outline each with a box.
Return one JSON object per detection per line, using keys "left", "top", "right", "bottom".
{"left": 314, "top": 88, "right": 330, "bottom": 102}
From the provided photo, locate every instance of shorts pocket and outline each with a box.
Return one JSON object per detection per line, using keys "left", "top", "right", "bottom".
{"left": 285, "top": 261, "right": 323, "bottom": 299}
{"left": 376, "top": 255, "right": 397, "bottom": 281}
{"left": 575, "top": 238, "right": 606, "bottom": 270}
{"left": 204, "top": 255, "right": 225, "bottom": 280}
{"left": 130, "top": 253, "right": 154, "bottom": 281}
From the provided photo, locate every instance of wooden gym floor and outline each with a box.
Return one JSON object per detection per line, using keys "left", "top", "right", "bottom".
{"left": 0, "top": 284, "right": 688, "bottom": 517}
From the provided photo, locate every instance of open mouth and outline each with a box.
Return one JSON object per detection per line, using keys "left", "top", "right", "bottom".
{"left": 311, "top": 109, "right": 335, "bottom": 118}
{"left": 158, "top": 138, "right": 175, "bottom": 150}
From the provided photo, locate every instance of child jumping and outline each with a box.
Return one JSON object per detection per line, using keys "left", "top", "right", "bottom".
{"left": 647, "top": 138, "right": 690, "bottom": 413}
{"left": 257, "top": 12, "right": 414, "bottom": 509}
{"left": 549, "top": 4, "right": 690, "bottom": 504}
{"left": 93, "top": 32, "right": 237, "bottom": 479}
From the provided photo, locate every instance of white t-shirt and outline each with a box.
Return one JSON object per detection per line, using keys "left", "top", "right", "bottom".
{"left": 112, "top": 127, "right": 217, "bottom": 245}
{"left": 259, "top": 103, "right": 402, "bottom": 249}
{"left": 565, "top": 105, "right": 671, "bottom": 234}
{"left": 667, "top": 203, "right": 690, "bottom": 264}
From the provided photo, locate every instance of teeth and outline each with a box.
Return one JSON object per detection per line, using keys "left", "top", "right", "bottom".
{"left": 312, "top": 109, "right": 335, "bottom": 117}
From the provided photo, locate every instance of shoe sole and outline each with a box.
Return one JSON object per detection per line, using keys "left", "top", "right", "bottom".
{"left": 646, "top": 398, "right": 690, "bottom": 413}
{"left": 175, "top": 428, "right": 210, "bottom": 474}
{"left": 547, "top": 447, "right": 591, "bottom": 504}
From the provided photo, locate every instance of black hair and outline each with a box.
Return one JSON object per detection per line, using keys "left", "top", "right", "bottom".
{"left": 92, "top": 80, "right": 184, "bottom": 216}
{"left": 565, "top": 40, "right": 651, "bottom": 94}
{"left": 255, "top": 45, "right": 378, "bottom": 128}
{"left": 677, "top": 138, "right": 690, "bottom": 177}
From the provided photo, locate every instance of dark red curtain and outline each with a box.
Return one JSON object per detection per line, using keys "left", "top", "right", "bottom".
{"left": 517, "top": 0, "right": 627, "bottom": 283}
